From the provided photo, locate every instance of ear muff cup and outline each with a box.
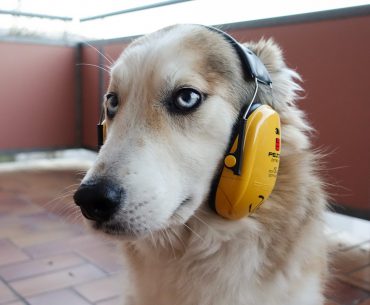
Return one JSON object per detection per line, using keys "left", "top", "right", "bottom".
{"left": 209, "top": 105, "right": 281, "bottom": 220}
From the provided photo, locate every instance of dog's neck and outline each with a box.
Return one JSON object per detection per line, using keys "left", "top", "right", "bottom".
{"left": 127, "top": 205, "right": 257, "bottom": 260}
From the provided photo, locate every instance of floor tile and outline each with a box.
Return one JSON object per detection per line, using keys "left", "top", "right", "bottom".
{"left": 0, "top": 195, "right": 43, "bottom": 216}
{"left": 351, "top": 265, "right": 370, "bottom": 283}
{"left": 335, "top": 274, "right": 370, "bottom": 293}
{"left": 0, "top": 239, "right": 29, "bottom": 266}
{"left": 0, "top": 280, "right": 17, "bottom": 303}
{"left": 1, "top": 168, "right": 369, "bottom": 305}
{"left": 10, "top": 264, "right": 105, "bottom": 297}
{"left": 74, "top": 274, "right": 122, "bottom": 302}
{"left": 325, "top": 279, "right": 369, "bottom": 305}
{"left": 11, "top": 228, "right": 80, "bottom": 248}
{"left": 0, "top": 253, "right": 85, "bottom": 281}
{"left": 76, "top": 244, "right": 122, "bottom": 274}
{"left": 0, "top": 220, "right": 78, "bottom": 248}
{"left": 23, "top": 234, "right": 108, "bottom": 259}
{"left": 27, "top": 289, "right": 91, "bottom": 305}
{"left": 96, "top": 297, "right": 122, "bottom": 305}
{"left": 330, "top": 242, "right": 370, "bottom": 274}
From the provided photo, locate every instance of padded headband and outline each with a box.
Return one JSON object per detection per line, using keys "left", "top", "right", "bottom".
{"left": 204, "top": 26, "right": 272, "bottom": 86}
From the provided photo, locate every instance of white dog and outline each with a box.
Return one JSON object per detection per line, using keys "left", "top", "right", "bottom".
{"left": 74, "top": 24, "right": 328, "bottom": 305}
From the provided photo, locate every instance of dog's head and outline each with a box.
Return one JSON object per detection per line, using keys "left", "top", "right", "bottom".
{"left": 74, "top": 24, "right": 297, "bottom": 237}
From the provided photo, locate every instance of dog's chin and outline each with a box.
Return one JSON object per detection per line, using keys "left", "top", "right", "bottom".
{"left": 85, "top": 219, "right": 148, "bottom": 240}
{"left": 82, "top": 196, "right": 197, "bottom": 240}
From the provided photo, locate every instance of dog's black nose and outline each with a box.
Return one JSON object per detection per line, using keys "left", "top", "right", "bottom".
{"left": 73, "top": 180, "right": 123, "bottom": 222}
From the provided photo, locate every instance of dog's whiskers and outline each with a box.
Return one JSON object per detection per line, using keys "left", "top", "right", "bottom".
{"left": 172, "top": 214, "right": 205, "bottom": 243}
{"left": 182, "top": 223, "right": 204, "bottom": 243}
{"left": 65, "top": 207, "right": 83, "bottom": 224}
{"left": 76, "top": 63, "right": 111, "bottom": 74}
{"left": 148, "top": 229, "right": 157, "bottom": 249}
{"left": 83, "top": 41, "right": 114, "bottom": 65}
{"left": 163, "top": 228, "right": 177, "bottom": 259}
{"left": 168, "top": 227, "right": 186, "bottom": 250}
{"left": 42, "top": 191, "right": 75, "bottom": 213}
{"left": 192, "top": 213, "right": 212, "bottom": 230}
{"left": 75, "top": 169, "right": 88, "bottom": 177}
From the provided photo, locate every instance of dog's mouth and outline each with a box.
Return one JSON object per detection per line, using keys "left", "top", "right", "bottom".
{"left": 86, "top": 196, "right": 194, "bottom": 238}
{"left": 92, "top": 221, "right": 142, "bottom": 238}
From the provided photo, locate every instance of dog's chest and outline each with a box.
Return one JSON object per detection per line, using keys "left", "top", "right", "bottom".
{"left": 125, "top": 240, "right": 266, "bottom": 305}
{"left": 124, "top": 235, "right": 324, "bottom": 305}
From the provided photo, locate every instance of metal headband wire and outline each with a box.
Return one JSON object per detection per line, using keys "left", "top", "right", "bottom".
{"left": 243, "top": 78, "right": 259, "bottom": 120}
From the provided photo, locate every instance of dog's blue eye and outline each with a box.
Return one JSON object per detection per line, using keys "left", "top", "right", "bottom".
{"left": 106, "top": 93, "right": 119, "bottom": 119}
{"left": 173, "top": 88, "right": 202, "bottom": 112}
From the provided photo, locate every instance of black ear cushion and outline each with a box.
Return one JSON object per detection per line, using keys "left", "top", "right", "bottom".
{"left": 237, "top": 44, "right": 272, "bottom": 86}
{"left": 204, "top": 26, "right": 272, "bottom": 86}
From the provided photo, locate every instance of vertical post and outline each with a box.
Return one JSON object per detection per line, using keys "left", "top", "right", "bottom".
{"left": 75, "top": 42, "right": 83, "bottom": 147}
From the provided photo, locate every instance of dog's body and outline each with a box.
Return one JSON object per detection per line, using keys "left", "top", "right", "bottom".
{"left": 74, "top": 25, "right": 327, "bottom": 305}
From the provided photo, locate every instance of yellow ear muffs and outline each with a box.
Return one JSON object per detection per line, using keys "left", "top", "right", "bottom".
{"left": 209, "top": 104, "right": 281, "bottom": 220}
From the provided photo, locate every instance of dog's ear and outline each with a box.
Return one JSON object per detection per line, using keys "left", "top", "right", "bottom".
{"left": 245, "top": 38, "right": 302, "bottom": 111}
{"left": 244, "top": 38, "right": 285, "bottom": 75}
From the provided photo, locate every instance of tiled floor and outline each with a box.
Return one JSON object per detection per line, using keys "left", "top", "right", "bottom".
{"left": 0, "top": 168, "right": 369, "bottom": 305}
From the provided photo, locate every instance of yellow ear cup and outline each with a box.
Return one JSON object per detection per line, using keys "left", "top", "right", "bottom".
{"left": 215, "top": 105, "right": 281, "bottom": 220}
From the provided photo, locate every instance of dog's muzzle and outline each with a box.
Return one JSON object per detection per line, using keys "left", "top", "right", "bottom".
{"left": 73, "top": 179, "right": 124, "bottom": 223}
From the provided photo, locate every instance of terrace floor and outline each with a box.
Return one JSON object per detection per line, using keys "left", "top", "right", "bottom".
{"left": 0, "top": 167, "right": 369, "bottom": 305}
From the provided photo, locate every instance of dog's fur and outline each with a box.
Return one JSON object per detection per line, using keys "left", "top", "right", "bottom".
{"left": 78, "top": 24, "right": 328, "bottom": 305}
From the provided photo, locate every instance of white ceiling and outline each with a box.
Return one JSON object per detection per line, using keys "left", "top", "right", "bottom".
{"left": 0, "top": 0, "right": 368, "bottom": 39}
{"left": 1, "top": 0, "right": 168, "bottom": 19}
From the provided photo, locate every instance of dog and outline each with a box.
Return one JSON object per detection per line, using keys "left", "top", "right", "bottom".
{"left": 74, "top": 24, "right": 328, "bottom": 305}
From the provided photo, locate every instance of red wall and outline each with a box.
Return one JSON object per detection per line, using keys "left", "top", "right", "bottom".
{"left": 0, "top": 42, "right": 76, "bottom": 150}
{"left": 80, "top": 15, "right": 370, "bottom": 213}
{"left": 80, "top": 46, "right": 100, "bottom": 149}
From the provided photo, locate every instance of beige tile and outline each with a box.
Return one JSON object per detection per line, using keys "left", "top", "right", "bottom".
{"left": 0, "top": 239, "right": 29, "bottom": 266}
{"left": 325, "top": 278, "right": 369, "bottom": 303}
{"left": 76, "top": 244, "right": 122, "bottom": 274}
{"left": 27, "top": 289, "right": 91, "bottom": 305}
{"left": 335, "top": 274, "right": 370, "bottom": 293}
{"left": 0, "top": 214, "right": 23, "bottom": 229}
{"left": 96, "top": 297, "right": 122, "bottom": 305}
{"left": 0, "top": 225, "right": 75, "bottom": 247}
{"left": 11, "top": 228, "right": 79, "bottom": 248}
{"left": 0, "top": 280, "right": 17, "bottom": 303}
{"left": 10, "top": 264, "right": 105, "bottom": 297}
{"left": 24, "top": 235, "right": 109, "bottom": 259}
{"left": 0, "top": 192, "right": 37, "bottom": 215}
{"left": 0, "top": 214, "right": 77, "bottom": 248}
{"left": 0, "top": 194, "right": 43, "bottom": 215}
{"left": 74, "top": 274, "right": 122, "bottom": 302}
{"left": 330, "top": 243, "right": 370, "bottom": 274}
{"left": 0, "top": 253, "right": 85, "bottom": 281}
{"left": 351, "top": 265, "right": 370, "bottom": 283}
